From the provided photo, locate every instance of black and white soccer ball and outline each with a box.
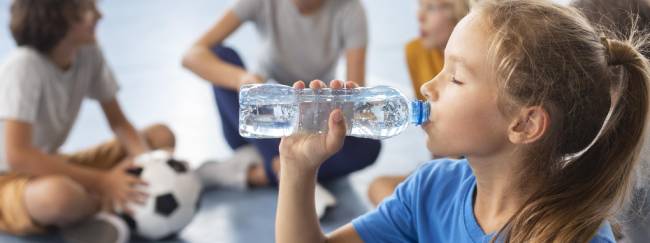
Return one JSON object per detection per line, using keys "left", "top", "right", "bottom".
{"left": 122, "top": 150, "right": 202, "bottom": 240}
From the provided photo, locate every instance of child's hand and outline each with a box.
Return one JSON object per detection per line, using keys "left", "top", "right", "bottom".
{"left": 97, "top": 159, "right": 148, "bottom": 215}
{"left": 279, "top": 80, "right": 354, "bottom": 173}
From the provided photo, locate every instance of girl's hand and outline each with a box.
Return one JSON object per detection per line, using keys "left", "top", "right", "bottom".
{"left": 279, "top": 80, "right": 358, "bottom": 173}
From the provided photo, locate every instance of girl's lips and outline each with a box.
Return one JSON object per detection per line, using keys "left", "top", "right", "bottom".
{"left": 420, "top": 29, "right": 428, "bottom": 37}
{"left": 421, "top": 121, "right": 432, "bottom": 130}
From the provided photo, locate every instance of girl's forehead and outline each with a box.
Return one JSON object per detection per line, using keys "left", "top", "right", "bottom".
{"left": 446, "top": 12, "right": 492, "bottom": 76}
{"left": 448, "top": 13, "right": 487, "bottom": 54}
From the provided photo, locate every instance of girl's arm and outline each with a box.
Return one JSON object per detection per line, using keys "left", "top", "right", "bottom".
{"left": 277, "top": 167, "right": 364, "bottom": 243}
{"left": 275, "top": 80, "right": 364, "bottom": 243}
{"left": 182, "top": 10, "right": 257, "bottom": 90}
{"left": 345, "top": 47, "right": 367, "bottom": 87}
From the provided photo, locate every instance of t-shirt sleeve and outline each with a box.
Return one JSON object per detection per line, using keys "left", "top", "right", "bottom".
{"left": 589, "top": 237, "right": 615, "bottom": 243}
{"left": 351, "top": 171, "right": 419, "bottom": 242}
{"left": 0, "top": 52, "right": 43, "bottom": 123}
{"left": 233, "top": 0, "right": 263, "bottom": 23}
{"left": 589, "top": 221, "right": 616, "bottom": 243}
{"left": 86, "top": 46, "right": 119, "bottom": 102}
{"left": 340, "top": 0, "right": 368, "bottom": 50}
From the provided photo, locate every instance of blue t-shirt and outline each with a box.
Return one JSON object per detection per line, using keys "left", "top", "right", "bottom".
{"left": 352, "top": 159, "right": 615, "bottom": 243}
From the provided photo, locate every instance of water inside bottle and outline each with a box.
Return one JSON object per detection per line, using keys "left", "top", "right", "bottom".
{"left": 239, "top": 102, "right": 298, "bottom": 138}
{"left": 239, "top": 84, "right": 413, "bottom": 139}
{"left": 351, "top": 96, "right": 410, "bottom": 138}
{"left": 239, "top": 84, "right": 298, "bottom": 138}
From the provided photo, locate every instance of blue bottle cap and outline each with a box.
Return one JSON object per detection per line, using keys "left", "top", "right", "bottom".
{"left": 410, "top": 100, "right": 430, "bottom": 126}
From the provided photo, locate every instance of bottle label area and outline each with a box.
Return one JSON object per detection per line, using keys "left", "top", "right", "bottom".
{"left": 239, "top": 84, "right": 411, "bottom": 139}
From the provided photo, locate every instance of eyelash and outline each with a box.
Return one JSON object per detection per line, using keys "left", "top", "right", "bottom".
{"left": 451, "top": 76, "right": 464, "bottom": 85}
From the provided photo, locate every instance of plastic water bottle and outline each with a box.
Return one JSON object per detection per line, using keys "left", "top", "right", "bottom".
{"left": 238, "top": 83, "right": 430, "bottom": 139}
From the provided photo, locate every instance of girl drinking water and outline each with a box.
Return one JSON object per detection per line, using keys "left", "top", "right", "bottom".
{"left": 275, "top": 0, "right": 649, "bottom": 242}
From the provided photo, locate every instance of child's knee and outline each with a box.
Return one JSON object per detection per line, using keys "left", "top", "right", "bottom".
{"left": 368, "top": 176, "right": 395, "bottom": 195}
{"left": 24, "top": 176, "right": 91, "bottom": 226}
{"left": 144, "top": 123, "right": 176, "bottom": 149}
{"left": 367, "top": 175, "right": 404, "bottom": 205}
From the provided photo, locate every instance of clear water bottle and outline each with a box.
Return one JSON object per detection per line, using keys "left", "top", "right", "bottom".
{"left": 238, "top": 83, "right": 430, "bottom": 139}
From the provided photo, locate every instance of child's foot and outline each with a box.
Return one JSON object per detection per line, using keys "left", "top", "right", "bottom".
{"left": 61, "top": 212, "right": 129, "bottom": 243}
{"left": 315, "top": 183, "right": 337, "bottom": 219}
{"left": 197, "top": 144, "right": 263, "bottom": 190}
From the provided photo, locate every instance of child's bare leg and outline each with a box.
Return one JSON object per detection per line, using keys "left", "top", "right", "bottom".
{"left": 23, "top": 175, "right": 98, "bottom": 227}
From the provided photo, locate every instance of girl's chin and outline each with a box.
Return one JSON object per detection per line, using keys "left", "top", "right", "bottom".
{"left": 425, "top": 138, "right": 456, "bottom": 158}
{"left": 425, "top": 138, "right": 437, "bottom": 153}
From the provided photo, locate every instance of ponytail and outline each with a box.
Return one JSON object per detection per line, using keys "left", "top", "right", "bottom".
{"left": 475, "top": 1, "right": 650, "bottom": 242}
{"left": 503, "top": 37, "right": 650, "bottom": 243}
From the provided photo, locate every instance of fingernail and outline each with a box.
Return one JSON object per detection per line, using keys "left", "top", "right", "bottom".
{"left": 333, "top": 110, "right": 343, "bottom": 123}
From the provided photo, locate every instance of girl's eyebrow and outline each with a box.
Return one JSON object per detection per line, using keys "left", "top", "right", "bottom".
{"left": 447, "top": 54, "right": 465, "bottom": 65}
{"left": 446, "top": 53, "right": 476, "bottom": 77}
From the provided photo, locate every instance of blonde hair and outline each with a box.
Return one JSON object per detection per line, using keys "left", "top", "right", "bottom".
{"left": 476, "top": 0, "right": 650, "bottom": 242}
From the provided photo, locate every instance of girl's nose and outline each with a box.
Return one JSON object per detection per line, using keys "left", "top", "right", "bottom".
{"left": 420, "top": 79, "right": 438, "bottom": 101}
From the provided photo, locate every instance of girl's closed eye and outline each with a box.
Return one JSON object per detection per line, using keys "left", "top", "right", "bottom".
{"left": 451, "top": 76, "right": 464, "bottom": 85}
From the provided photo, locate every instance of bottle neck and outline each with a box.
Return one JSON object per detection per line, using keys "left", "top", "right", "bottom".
{"left": 410, "top": 100, "right": 430, "bottom": 126}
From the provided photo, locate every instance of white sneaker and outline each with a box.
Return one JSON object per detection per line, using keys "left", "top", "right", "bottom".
{"left": 61, "top": 212, "right": 130, "bottom": 243}
{"left": 314, "top": 183, "right": 337, "bottom": 219}
{"left": 197, "top": 145, "right": 263, "bottom": 190}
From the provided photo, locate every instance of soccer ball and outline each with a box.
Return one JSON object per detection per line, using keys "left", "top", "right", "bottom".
{"left": 121, "top": 150, "right": 202, "bottom": 240}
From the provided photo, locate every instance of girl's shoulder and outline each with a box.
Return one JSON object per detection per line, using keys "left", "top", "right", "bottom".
{"left": 590, "top": 221, "right": 615, "bottom": 243}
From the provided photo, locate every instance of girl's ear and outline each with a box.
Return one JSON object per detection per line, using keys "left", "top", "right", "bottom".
{"left": 508, "top": 106, "right": 549, "bottom": 144}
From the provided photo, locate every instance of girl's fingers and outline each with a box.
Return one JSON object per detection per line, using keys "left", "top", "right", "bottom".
{"left": 345, "top": 81, "right": 360, "bottom": 89}
{"left": 295, "top": 80, "right": 357, "bottom": 90}
{"left": 330, "top": 79, "right": 344, "bottom": 89}
{"left": 326, "top": 109, "right": 347, "bottom": 154}
{"left": 293, "top": 80, "right": 305, "bottom": 89}
{"left": 309, "top": 79, "right": 326, "bottom": 89}
{"left": 329, "top": 80, "right": 359, "bottom": 89}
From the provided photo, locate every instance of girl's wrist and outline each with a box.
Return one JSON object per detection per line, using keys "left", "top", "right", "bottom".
{"left": 280, "top": 158, "right": 319, "bottom": 180}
